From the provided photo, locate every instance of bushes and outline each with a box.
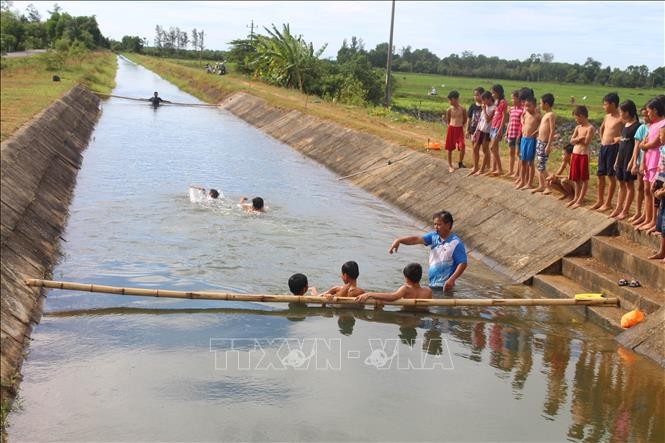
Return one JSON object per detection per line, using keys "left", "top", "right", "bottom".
{"left": 228, "top": 25, "right": 386, "bottom": 107}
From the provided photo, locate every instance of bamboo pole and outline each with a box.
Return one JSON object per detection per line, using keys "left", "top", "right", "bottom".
{"left": 25, "top": 279, "right": 619, "bottom": 308}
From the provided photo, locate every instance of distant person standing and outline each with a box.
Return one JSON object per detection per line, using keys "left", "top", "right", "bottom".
{"left": 388, "top": 210, "right": 467, "bottom": 294}
{"left": 147, "top": 91, "right": 170, "bottom": 108}
{"left": 444, "top": 90, "right": 467, "bottom": 172}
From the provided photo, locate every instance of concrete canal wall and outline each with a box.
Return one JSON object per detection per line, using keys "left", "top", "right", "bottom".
{"left": 220, "top": 92, "right": 614, "bottom": 283}
{"left": 0, "top": 85, "right": 100, "bottom": 407}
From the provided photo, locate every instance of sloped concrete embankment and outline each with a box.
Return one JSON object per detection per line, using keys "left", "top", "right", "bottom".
{"left": 0, "top": 85, "right": 100, "bottom": 407}
{"left": 220, "top": 92, "right": 614, "bottom": 283}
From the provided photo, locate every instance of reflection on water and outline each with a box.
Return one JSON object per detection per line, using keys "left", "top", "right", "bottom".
{"left": 8, "top": 56, "right": 665, "bottom": 442}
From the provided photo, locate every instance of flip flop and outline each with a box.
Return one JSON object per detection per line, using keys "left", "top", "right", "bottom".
{"left": 629, "top": 280, "right": 642, "bottom": 288}
{"left": 618, "top": 279, "right": 629, "bottom": 286}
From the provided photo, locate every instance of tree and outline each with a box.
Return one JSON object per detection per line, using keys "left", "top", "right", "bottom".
{"left": 179, "top": 30, "right": 188, "bottom": 51}
{"left": 197, "top": 29, "right": 204, "bottom": 62}
{"left": 249, "top": 23, "right": 327, "bottom": 93}
{"left": 121, "top": 35, "right": 143, "bottom": 52}
{"left": 24, "top": 3, "right": 40, "bottom": 21}
{"left": 47, "top": 3, "right": 61, "bottom": 15}
{"left": 227, "top": 37, "right": 255, "bottom": 73}
{"left": 337, "top": 36, "right": 365, "bottom": 64}
{"left": 367, "top": 42, "right": 392, "bottom": 68}
{"left": 191, "top": 27, "right": 198, "bottom": 50}
{"left": 154, "top": 25, "right": 163, "bottom": 48}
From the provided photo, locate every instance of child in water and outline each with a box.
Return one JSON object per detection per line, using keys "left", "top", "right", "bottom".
{"left": 288, "top": 273, "right": 318, "bottom": 296}
{"left": 322, "top": 261, "right": 365, "bottom": 298}
{"left": 240, "top": 196, "right": 265, "bottom": 213}
{"left": 355, "top": 263, "right": 432, "bottom": 303}
{"left": 189, "top": 185, "right": 220, "bottom": 202}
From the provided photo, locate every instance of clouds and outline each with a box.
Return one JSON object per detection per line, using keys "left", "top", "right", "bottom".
{"left": 9, "top": 1, "right": 664, "bottom": 69}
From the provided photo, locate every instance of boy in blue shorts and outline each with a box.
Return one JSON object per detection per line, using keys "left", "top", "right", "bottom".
{"left": 516, "top": 96, "right": 541, "bottom": 190}
{"left": 592, "top": 93, "right": 624, "bottom": 211}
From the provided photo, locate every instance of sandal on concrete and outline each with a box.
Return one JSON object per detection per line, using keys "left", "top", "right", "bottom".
{"left": 618, "top": 279, "right": 629, "bottom": 286}
{"left": 629, "top": 280, "right": 641, "bottom": 288}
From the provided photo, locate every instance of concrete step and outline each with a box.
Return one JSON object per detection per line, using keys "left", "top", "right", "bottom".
{"left": 562, "top": 257, "right": 664, "bottom": 314}
{"left": 616, "top": 220, "right": 660, "bottom": 250}
{"left": 532, "top": 273, "right": 625, "bottom": 333}
{"left": 592, "top": 235, "right": 665, "bottom": 291}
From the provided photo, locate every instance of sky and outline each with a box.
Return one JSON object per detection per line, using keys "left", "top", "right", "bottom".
{"left": 9, "top": 1, "right": 665, "bottom": 70}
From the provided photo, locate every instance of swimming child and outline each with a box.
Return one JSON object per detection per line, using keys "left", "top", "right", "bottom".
{"left": 288, "top": 273, "right": 318, "bottom": 296}
{"left": 506, "top": 90, "right": 524, "bottom": 178}
{"left": 444, "top": 90, "right": 467, "bottom": 172}
{"left": 322, "top": 261, "right": 365, "bottom": 298}
{"left": 488, "top": 84, "right": 506, "bottom": 176}
{"left": 532, "top": 93, "right": 556, "bottom": 194}
{"left": 516, "top": 95, "right": 541, "bottom": 190}
{"left": 469, "top": 91, "right": 495, "bottom": 176}
{"left": 189, "top": 185, "right": 220, "bottom": 202}
{"left": 546, "top": 143, "right": 574, "bottom": 201}
{"left": 566, "top": 106, "right": 595, "bottom": 209}
{"left": 354, "top": 263, "right": 432, "bottom": 303}
{"left": 240, "top": 196, "right": 265, "bottom": 213}
{"left": 592, "top": 92, "right": 624, "bottom": 212}
{"left": 609, "top": 100, "right": 640, "bottom": 220}
{"left": 629, "top": 107, "right": 651, "bottom": 225}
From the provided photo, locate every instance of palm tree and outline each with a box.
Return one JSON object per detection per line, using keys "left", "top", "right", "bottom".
{"left": 250, "top": 24, "right": 327, "bottom": 93}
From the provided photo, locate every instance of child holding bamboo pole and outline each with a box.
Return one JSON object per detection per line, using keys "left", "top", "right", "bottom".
{"left": 355, "top": 263, "right": 432, "bottom": 303}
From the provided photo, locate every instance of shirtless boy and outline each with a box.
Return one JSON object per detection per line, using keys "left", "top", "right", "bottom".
{"left": 567, "top": 106, "right": 595, "bottom": 209}
{"left": 592, "top": 92, "right": 624, "bottom": 211}
{"left": 323, "top": 261, "right": 365, "bottom": 298}
{"left": 516, "top": 96, "right": 541, "bottom": 190}
{"left": 354, "top": 263, "right": 432, "bottom": 303}
{"left": 532, "top": 93, "right": 556, "bottom": 194}
{"left": 444, "top": 90, "right": 468, "bottom": 172}
{"left": 240, "top": 196, "right": 265, "bottom": 213}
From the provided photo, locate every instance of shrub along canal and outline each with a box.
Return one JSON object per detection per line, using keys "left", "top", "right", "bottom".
{"left": 8, "top": 57, "right": 664, "bottom": 442}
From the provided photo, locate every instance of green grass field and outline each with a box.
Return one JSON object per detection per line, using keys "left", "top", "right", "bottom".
{"left": 1, "top": 51, "right": 117, "bottom": 141}
{"left": 391, "top": 71, "right": 660, "bottom": 122}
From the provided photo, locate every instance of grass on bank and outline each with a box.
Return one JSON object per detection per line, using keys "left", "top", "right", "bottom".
{"left": 392, "top": 71, "right": 662, "bottom": 122}
{"left": 127, "top": 54, "right": 652, "bottom": 208}
{"left": 0, "top": 51, "right": 117, "bottom": 141}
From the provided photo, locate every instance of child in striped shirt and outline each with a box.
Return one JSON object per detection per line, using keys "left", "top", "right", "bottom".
{"left": 506, "top": 90, "right": 524, "bottom": 179}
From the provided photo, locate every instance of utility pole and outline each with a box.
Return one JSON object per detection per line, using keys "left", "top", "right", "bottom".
{"left": 383, "top": 0, "right": 395, "bottom": 108}
{"left": 247, "top": 20, "right": 255, "bottom": 40}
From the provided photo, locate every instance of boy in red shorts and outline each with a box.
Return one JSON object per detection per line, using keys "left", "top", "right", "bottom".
{"left": 567, "top": 106, "right": 596, "bottom": 209}
{"left": 445, "top": 90, "right": 468, "bottom": 173}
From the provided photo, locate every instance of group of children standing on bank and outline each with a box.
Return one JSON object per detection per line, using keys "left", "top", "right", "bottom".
{"left": 443, "top": 88, "right": 665, "bottom": 262}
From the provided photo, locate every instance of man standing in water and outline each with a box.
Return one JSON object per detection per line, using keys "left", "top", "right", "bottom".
{"left": 388, "top": 210, "right": 467, "bottom": 294}
{"left": 147, "top": 91, "right": 170, "bottom": 108}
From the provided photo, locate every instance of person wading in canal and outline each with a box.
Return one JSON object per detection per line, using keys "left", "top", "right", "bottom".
{"left": 388, "top": 210, "right": 467, "bottom": 295}
{"left": 147, "top": 91, "right": 171, "bottom": 108}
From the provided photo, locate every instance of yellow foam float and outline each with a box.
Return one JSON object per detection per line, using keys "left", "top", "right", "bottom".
{"left": 574, "top": 293, "right": 604, "bottom": 301}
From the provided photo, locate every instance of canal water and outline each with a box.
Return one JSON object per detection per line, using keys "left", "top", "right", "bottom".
{"left": 9, "top": 57, "right": 664, "bottom": 442}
